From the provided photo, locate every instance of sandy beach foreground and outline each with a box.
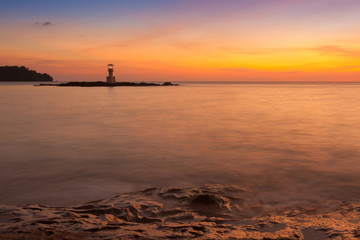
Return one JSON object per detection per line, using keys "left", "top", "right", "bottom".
{"left": 1, "top": 185, "right": 359, "bottom": 239}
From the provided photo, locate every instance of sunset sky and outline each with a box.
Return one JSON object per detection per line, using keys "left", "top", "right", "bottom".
{"left": 1, "top": 0, "right": 360, "bottom": 81}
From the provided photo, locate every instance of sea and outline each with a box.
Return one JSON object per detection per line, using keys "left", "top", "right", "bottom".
{"left": 1, "top": 81, "right": 360, "bottom": 206}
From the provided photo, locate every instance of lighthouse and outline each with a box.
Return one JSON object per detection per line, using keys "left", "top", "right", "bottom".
{"left": 106, "top": 64, "right": 116, "bottom": 83}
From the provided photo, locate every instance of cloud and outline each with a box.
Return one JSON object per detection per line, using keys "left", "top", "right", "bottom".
{"left": 222, "top": 68, "right": 253, "bottom": 72}
{"left": 36, "top": 59, "right": 65, "bottom": 64}
{"left": 107, "top": 0, "right": 294, "bottom": 49}
{"left": 42, "top": 21, "right": 52, "bottom": 26}
{"left": 221, "top": 68, "right": 301, "bottom": 75}
{"left": 222, "top": 46, "right": 305, "bottom": 55}
{"left": 333, "top": 65, "right": 360, "bottom": 71}
{"left": 35, "top": 21, "right": 53, "bottom": 26}
{"left": 309, "top": 45, "right": 360, "bottom": 57}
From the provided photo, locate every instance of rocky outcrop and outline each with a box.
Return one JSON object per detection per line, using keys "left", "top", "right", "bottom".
{"left": 36, "top": 81, "right": 179, "bottom": 87}
{"left": 1, "top": 184, "right": 359, "bottom": 239}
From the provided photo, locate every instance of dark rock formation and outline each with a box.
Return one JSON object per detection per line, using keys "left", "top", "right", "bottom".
{"left": 0, "top": 66, "right": 53, "bottom": 82}
{"left": 36, "top": 81, "right": 179, "bottom": 87}
{"left": 162, "top": 82, "right": 175, "bottom": 86}
{"left": 1, "top": 184, "right": 358, "bottom": 239}
{"left": 189, "top": 194, "right": 229, "bottom": 212}
{"left": 0, "top": 185, "right": 259, "bottom": 239}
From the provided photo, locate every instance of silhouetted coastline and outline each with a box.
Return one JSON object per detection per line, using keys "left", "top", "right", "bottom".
{"left": 36, "top": 81, "right": 179, "bottom": 87}
{"left": 0, "top": 66, "right": 53, "bottom": 82}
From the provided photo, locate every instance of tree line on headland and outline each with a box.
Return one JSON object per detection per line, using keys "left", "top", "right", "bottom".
{"left": 0, "top": 66, "right": 53, "bottom": 82}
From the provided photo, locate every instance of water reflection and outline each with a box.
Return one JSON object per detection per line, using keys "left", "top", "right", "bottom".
{"left": 0, "top": 82, "right": 360, "bottom": 205}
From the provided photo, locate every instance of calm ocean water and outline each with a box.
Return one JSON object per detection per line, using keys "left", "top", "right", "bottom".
{"left": 1, "top": 82, "right": 360, "bottom": 205}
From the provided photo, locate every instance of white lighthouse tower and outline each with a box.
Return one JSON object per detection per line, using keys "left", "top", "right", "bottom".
{"left": 106, "top": 64, "right": 116, "bottom": 83}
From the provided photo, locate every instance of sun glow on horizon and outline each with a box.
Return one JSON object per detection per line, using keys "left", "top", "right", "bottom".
{"left": 1, "top": 0, "right": 360, "bottom": 81}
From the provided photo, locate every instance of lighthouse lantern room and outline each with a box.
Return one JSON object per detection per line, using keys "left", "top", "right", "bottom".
{"left": 106, "top": 64, "right": 116, "bottom": 83}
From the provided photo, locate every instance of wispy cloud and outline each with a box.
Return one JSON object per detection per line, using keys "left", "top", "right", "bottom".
{"left": 107, "top": 1, "right": 293, "bottom": 49}
{"left": 333, "top": 65, "right": 360, "bottom": 71}
{"left": 309, "top": 45, "right": 360, "bottom": 57}
{"left": 221, "top": 68, "right": 253, "bottom": 72}
{"left": 35, "top": 21, "right": 53, "bottom": 26}
{"left": 221, "top": 67, "right": 301, "bottom": 75}
{"left": 219, "top": 47, "right": 302, "bottom": 55}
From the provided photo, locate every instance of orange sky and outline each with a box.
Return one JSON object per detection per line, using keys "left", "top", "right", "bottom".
{"left": 1, "top": 0, "right": 360, "bottom": 81}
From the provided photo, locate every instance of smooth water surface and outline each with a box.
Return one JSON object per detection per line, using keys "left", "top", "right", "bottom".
{"left": 1, "top": 82, "right": 360, "bottom": 205}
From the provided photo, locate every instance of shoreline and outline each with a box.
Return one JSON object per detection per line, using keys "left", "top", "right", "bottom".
{"left": 0, "top": 184, "right": 359, "bottom": 239}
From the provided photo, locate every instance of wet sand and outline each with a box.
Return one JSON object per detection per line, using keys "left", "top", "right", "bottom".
{"left": 1, "top": 184, "right": 359, "bottom": 239}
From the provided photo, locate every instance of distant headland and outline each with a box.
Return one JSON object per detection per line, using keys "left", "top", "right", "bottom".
{"left": 36, "top": 81, "right": 179, "bottom": 87}
{"left": 0, "top": 66, "right": 53, "bottom": 82}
